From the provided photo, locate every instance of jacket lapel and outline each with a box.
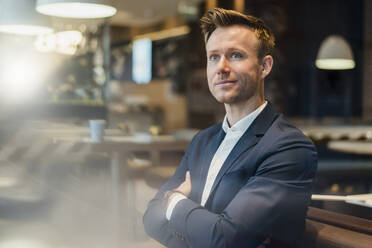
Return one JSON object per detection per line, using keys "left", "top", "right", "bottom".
{"left": 196, "top": 126, "right": 226, "bottom": 202}
{"left": 205, "top": 102, "right": 278, "bottom": 207}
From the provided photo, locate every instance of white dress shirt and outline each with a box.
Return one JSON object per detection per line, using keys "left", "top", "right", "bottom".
{"left": 166, "top": 101, "right": 267, "bottom": 220}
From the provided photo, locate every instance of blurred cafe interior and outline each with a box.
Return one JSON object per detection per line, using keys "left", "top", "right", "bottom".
{"left": 0, "top": 0, "right": 371, "bottom": 247}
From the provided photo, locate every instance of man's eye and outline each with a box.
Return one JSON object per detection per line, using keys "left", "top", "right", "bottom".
{"left": 231, "top": 53, "right": 243, "bottom": 59}
{"left": 209, "top": 55, "right": 219, "bottom": 61}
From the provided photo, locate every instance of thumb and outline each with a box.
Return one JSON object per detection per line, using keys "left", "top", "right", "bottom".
{"left": 185, "top": 171, "right": 190, "bottom": 181}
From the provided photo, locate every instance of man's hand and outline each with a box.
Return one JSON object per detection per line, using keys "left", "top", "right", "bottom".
{"left": 167, "top": 171, "right": 191, "bottom": 207}
{"left": 175, "top": 171, "right": 191, "bottom": 196}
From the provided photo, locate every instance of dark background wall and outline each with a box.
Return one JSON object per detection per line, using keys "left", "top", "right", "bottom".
{"left": 281, "top": 0, "right": 364, "bottom": 118}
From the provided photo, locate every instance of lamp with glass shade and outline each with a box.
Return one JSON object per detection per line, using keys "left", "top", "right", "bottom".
{"left": 0, "top": 0, "right": 53, "bottom": 35}
{"left": 315, "top": 35, "right": 355, "bottom": 70}
{"left": 36, "top": 0, "right": 117, "bottom": 19}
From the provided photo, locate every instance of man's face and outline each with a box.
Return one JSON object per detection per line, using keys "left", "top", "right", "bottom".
{"left": 206, "top": 25, "right": 267, "bottom": 105}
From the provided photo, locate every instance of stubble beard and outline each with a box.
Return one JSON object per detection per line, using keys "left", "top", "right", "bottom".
{"left": 212, "top": 76, "right": 259, "bottom": 105}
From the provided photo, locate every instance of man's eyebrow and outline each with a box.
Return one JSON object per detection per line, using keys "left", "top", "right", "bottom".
{"left": 206, "top": 49, "right": 220, "bottom": 54}
{"left": 207, "top": 48, "right": 244, "bottom": 54}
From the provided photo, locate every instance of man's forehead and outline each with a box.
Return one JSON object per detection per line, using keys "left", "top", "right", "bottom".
{"left": 205, "top": 25, "right": 259, "bottom": 50}
{"left": 207, "top": 25, "right": 257, "bottom": 42}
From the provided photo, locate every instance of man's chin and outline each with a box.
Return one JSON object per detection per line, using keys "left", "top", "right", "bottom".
{"left": 215, "top": 96, "right": 237, "bottom": 104}
{"left": 212, "top": 91, "right": 241, "bottom": 104}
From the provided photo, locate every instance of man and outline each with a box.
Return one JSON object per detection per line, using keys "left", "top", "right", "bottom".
{"left": 143, "top": 8, "right": 317, "bottom": 248}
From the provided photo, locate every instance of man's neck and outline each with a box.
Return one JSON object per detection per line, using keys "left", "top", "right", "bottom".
{"left": 225, "top": 98, "right": 265, "bottom": 127}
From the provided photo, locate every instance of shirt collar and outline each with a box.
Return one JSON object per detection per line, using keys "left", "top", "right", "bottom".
{"left": 222, "top": 101, "right": 267, "bottom": 133}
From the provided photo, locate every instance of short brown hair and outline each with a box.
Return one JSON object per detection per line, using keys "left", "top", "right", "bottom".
{"left": 200, "top": 8, "right": 275, "bottom": 59}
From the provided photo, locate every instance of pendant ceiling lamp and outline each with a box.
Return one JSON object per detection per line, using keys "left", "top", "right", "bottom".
{"left": 36, "top": 0, "right": 117, "bottom": 19}
{"left": 0, "top": 0, "right": 53, "bottom": 35}
{"left": 315, "top": 35, "right": 355, "bottom": 70}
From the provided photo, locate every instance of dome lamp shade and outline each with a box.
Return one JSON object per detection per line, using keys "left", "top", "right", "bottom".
{"left": 0, "top": 0, "right": 53, "bottom": 35}
{"left": 36, "top": 0, "right": 117, "bottom": 19}
{"left": 315, "top": 35, "right": 355, "bottom": 70}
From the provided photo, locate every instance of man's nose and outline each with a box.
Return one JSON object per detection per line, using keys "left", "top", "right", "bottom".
{"left": 217, "top": 56, "right": 230, "bottom": 75}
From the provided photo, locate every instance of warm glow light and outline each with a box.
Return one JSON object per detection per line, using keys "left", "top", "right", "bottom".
{"left": 0, "top": 25, "right": 52, "bottom": 36}
{"left": 55, "top": 30, "right": 83, "bottom": 55}
{"left": 34, "top": 34, "right": 57, "bottom": 53}
{"left": 35, "top": 30, "right": 83, "bottom": 55}
{"left": 0, "top": 58, "right": 43, "bottom": 101}
{"left": 315, "top": 59, "right": 355, "bottom": 70}
{"left": 36, "top": 2, "right": 117, "bottom": 19}
{"left": 134, "top": 25, "right": 191, "bottom": 41}
{"left": 56, "top": 30, "right": 83, "bottom": 45}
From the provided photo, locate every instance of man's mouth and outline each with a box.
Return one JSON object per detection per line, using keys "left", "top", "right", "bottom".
{"left": 216, "top": 80, "right": 237, "bottom": 85}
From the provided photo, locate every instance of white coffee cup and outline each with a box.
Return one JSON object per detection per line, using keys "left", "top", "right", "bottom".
{"left": 89, "top": 119, "right": 106, "bottom": 142}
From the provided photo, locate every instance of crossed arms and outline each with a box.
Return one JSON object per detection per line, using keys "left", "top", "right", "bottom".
{"left": 143, "top": 132, "right": 317, "bottom": 248}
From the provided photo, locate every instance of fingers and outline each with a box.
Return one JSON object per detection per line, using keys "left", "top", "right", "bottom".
{"left": 186, "top": 171, "right": 190, "bottom": 181}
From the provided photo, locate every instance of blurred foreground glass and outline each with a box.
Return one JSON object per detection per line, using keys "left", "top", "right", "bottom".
{"left": 0, "top": 0, "right": 53, "bottom": 35}
{"left": 315, "top": 35, "right": 355, "bottom": 70}
{"left": 36, "top": 0, "right": 117, "bottom": 19}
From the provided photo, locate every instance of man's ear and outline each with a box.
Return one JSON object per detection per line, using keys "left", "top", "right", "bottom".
{"left": 260, "top": 55, "right": 274, "bottom": 79}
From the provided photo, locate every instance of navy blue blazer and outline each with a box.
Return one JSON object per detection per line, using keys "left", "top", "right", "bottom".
{"left": 143, "top": 103, "right": 318, "bottom": 248}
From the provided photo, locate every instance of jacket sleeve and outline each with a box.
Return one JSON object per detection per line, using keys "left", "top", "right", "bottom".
{"left": 166, "top": 134, "right": 317, "bottom": 248}
{"left": 143, "top": 140, "right": 192, "bottom": 247}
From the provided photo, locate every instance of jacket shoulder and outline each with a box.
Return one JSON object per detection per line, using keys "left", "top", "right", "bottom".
{"left": 271, "top": 115, "right": 314, "bottom": 145}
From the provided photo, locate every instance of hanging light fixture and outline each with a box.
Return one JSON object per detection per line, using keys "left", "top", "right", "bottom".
{"left": 36, "top": 0, "right": 117, "bottom": 19}
{"left": 34, "top": 30, "right": 84, "bottom": 55}
{"left": 0, "top": 0, "right": 53, "bottom": 35}
{"left": 315, "top": 35, "right": 355, "bottom": 70}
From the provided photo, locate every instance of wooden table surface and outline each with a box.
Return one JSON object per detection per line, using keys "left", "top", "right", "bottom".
{"left": 327, "top": 140, "right": 372, "bottom": 155}
{"left": 53, "top": 134, "right": 190, "bottom": 153}
{"left": 300, "top": 125, "right": 372, "bottom": 141}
